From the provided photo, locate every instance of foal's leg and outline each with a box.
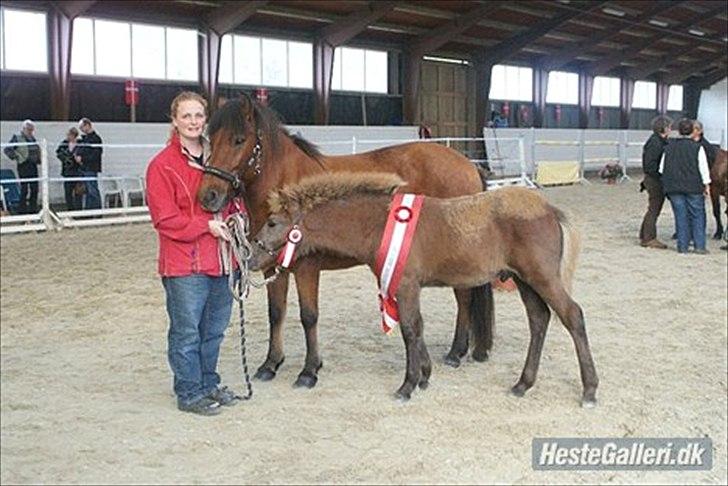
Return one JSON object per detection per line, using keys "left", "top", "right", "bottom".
{"left": 292, "top": 261, "right": 323, "bottom": 388}
{"left": 445, "top": 288, "right": 472, "bottom": 367}
{"left": 533, "top": 280, "right": 599, "bottom": 407}
{"left": 416, "top": 314, "right": 432, "bottom": 390}
{"left": 394, "top": 284, "right": 423, "bottom": 401}
{"left": 253, "top": 270, "right": 290, "bottom": 381}
{"left": 511, "top": 276, "right": 551, "bottom": 397}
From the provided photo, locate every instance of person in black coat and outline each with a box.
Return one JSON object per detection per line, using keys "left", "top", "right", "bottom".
{"left": 75, "top": 118, "right": 103, "bottom": 210}
{"left": 56, "top": 127, "right": 83, "bottom": 210}
{"left": 638, "top": 115, "right": 672, "bottom": 248}
{"left": 3, "top": 119, "right": 40, "bottom": 214}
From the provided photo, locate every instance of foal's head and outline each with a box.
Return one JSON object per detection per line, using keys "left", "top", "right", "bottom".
{"left": 248, "top": 172, "right": 404, "bottom": 271}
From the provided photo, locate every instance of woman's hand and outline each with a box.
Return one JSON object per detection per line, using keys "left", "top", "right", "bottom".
{"left": 208, "top": 220, "right": 231, "bottom": 241}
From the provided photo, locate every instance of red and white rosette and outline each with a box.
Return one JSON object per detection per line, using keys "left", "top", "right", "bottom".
{"left": 374, "top": 193, "right": 424, "bottom": 334}
{"left": 276, "top": 225, "right": 303, "bottom": 269}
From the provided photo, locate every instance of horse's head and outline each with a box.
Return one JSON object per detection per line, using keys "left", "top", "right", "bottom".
{"left": 198, "top": 94, "right": 263, "bottom": 212}
{"left": 248, "top": 208, "right": 300, "bottom": 271}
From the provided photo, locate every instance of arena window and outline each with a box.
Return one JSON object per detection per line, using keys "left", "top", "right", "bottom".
{"left": 632, "top": 81, "right": 656, "bottom": 109}
{"left": 331, "top": 47, "right": 388, "bottom": 93}
{"left": 489, "top": 65, "right": 533, "bottom": 102}
{"left": 219, "top": 34, "right": 313, "bottom": 89}
{"left": 667, "top": 84, "right": 683, "bottom": 111}
{"left": 546, "top": 71, "right": 578, "bottom": 105}
{"left": 0, "top": 7, "right": 47, "bottom": 73}
{"left": 591, "top": 76, "right": 620, "bottom": 107}
{"left": 71, "top": 18, "right": 198, "bottom": 81}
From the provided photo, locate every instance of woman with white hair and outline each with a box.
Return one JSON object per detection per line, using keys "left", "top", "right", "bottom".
{"left": 3, "top": 119, "right": 40, "bottom": 214}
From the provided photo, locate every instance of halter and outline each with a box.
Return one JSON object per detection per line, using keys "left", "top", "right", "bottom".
{"left": 253, "top": 225, "right": 303, "bottom": 271}
{"left": 202, "top": 131, "right": 263, "bottom": 194}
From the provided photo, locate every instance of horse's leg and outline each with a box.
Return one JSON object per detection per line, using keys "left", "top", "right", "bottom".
{"left": 532, "top": 280, "right": 599, "bottom": 407}
{"left": 470, "top": 283, "right": 494, "bottom": 362}
{"left": 253, "top": 270, "right": 290, "bottom": 381}
{"left": 710, "top": 188, "right": 723, "bottom": 239}
{"left": 416, "top": 314, "right": 432, "bottom": 390}
{"left": 395, "top": 283, "right": 423, "bottom": 401}
{"left": 444, "top": 288, "right": 472, "bottom": 367}
{"left": 292, "top": 261, "right": 323, "bottom": 389}
{"left": 510, "top": 276, "right": 551, "bottom": 397}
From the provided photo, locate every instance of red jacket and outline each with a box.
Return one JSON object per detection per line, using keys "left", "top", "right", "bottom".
{"left": 146, "top": 134, "right": 235, "bottom": 277}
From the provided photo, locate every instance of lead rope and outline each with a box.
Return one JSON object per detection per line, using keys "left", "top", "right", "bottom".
{"left": 220, "top": 211, "right": 282, "bottom": 401}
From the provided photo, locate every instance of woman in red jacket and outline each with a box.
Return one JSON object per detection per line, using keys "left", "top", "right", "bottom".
{"left": 146, "top": 91, "right": 239, "bottom": 415}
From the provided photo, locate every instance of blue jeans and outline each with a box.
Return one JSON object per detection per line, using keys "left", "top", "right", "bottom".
{"left": 81, "top": 170, "right": 101, "bottom": 210}
{"left": 162, "top": 274, "right": 233, "bottom": 406}
{"left": 668, "top": 193, "right": 706, "bottom": 252}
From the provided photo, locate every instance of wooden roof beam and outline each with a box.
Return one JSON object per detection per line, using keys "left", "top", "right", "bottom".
{"left": 204, "top": 0, "right": 268, "bottom": 36}
{"left": 664, "top": 52, "right": 727, "bottom": 84}
{"left": 53, "top": 0, "right": 96, "bottom": 20}
{"left": 695, "top": 66, "right": 727, "bottom": 89}
{"left": 319, "top": 2, "right": 398, "bottom": 47}
{"left": 409, "top": 1, "right": 508, "bottom": 56}
{"left": 542, "top": 0, "right": 681, "bottom": 72}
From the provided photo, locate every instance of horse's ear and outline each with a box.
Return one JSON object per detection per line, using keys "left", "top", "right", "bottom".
{"left": 238, "top": 92, "right": 255, "bottom": 121}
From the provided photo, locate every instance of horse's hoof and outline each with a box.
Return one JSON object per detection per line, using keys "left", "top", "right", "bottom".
{"left": 581, "top": 398, "right": 597, "bottom": 408}
{"left": 293, "top": 373, "right": 318, "bottom": 389}
{"left": 713, "top": 232, "right": 723, "bottom": 240}
{"left": 254, "top": 367, "right": 277, "bottom": 381}
{"left": 510, "top": 383, "right": 527, "bottom": 397}
{"left": 443, "top": 354, "right": 461, "bottom": 368}
{"left": 472, "top": 349, "right": 490, "bottom": 362}
{"left": 394, "top": 390, "right": 411, "bottom": 402}
{"left": 418, "top": 380, "right": 429, "bottom": 390}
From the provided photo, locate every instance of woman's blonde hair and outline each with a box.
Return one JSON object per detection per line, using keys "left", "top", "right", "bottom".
{"left": 169, "top": 91, "right": 208, "bottom": 141}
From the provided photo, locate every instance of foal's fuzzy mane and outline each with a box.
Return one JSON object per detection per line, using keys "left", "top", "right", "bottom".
{"left": 269, "top": 172, "right": 405, "bottom": 214}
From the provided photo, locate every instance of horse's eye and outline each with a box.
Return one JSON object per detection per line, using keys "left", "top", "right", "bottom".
{"left": 266, "top": 220, "right": 276, "bottom": 228}
{"left": 234, "top": 136, "right": 245, "bottom": 146}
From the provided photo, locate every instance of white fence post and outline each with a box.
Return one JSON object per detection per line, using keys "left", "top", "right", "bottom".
{"left": 351, "top": 136, "right": 357, "bottom": 154}
{"left": 40, "top": 139, "right": 54, "bottom": 230}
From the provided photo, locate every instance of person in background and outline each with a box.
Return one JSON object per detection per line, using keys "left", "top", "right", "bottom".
{"left": 692, "top": 120, "right": 718, "bottom": 169}
{"left": 638, "top": 115, "right": 672, "bottom": 249}
{"left": 3, "top": 119, "right": 41, "bottom": 214}
{"left": 146, "top": 91, "right": 241, "bottom": 416}
{"left": 56, "top": 127, "right": 83, "bottom": 210}
{"left": 659, "top": 118, "right": 711, "bottom": 254}
{"left": 75, "top": 118, "right": 103, "bottom": 210}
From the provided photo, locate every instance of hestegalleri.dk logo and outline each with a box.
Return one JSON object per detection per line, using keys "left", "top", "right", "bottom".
{"left": 532, "top": 438, "right": 712, "bottom": 471}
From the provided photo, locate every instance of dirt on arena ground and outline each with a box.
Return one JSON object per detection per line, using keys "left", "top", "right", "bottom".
{"left": 1, "top": 180, "right": 726, "bottom": 485}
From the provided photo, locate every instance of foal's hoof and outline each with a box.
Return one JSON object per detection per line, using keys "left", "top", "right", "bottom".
{"left": 713, "top": 231, "right": 723, "bottom": 240}
{"left": 581, "top": 398, "right": 597, "bottom": 408}
{"left": 443, "top": 353, "right": 461, "bottom": 368}
{"left": 293, "top": 372, "right": 318, "bottom": 389}
{"left": 394, "top": 390, "right": 411, "bottom": 402}
{"left": 418, "top": 379, "right": 429, "bottom": 390}
{"left": 254, "top": 367, "right": 277, "bottom": 381}
{"left": 510, "top": 383, "right": 528, "bottom": 397}
{"left": 471, "top": 349, "right": 490, "bottom": 362}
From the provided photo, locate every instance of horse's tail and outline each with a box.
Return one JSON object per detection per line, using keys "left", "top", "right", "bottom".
{"left": 555, "top": 207, "right": 581, "bottom": 294}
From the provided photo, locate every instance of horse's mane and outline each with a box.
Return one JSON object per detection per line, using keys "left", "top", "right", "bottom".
{"left": 269, "top": 172, "right": 405, "bottom": 214}
{"left": 208, "top": 97, "right": 323, "bottom": 161}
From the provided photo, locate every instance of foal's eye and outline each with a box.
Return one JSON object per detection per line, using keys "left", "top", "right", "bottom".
{"left": 234, "top": 136, "right": 245, "bottom": 146}
{"left": 266, "top": 220, "right": 276, "bottom": 228}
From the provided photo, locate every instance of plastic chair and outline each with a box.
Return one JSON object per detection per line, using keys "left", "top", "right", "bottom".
{"left": 0, "top": 169, "right": 21, "bottom": 214}
{"left": 119, "top": 176, "right": 146, "bottom": 207}
{"left": 98, "top": 174, "right": 122, "bottom": 208}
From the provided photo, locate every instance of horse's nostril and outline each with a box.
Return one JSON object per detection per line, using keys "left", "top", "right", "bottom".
{"left": 204, "top": 189, "right": 218, "bottom": 207}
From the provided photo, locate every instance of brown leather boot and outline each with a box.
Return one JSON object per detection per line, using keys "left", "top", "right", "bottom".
{"left": 640, "top": 239, "right": 668, "bottom": 249}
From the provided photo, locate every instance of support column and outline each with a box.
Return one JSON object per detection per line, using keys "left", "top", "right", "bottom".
{"left": 578, "top": 71, "right": 593, "bottom": 129}
{"left": 199, "top": 28, "right": 222, "bottom": 113}
{"left": 402, "top": 49, "right": 422, "bottom": 125}
{"left": 656, "top": 80, "right": 669, "bottom": 115}
{"left": 683, "top": 82, "right": 701, "bottom": 119}
{"left": 474, "top": 56, "right": 493, "bottom": 138}
{"left": 48, "top": 10, "right": 74, "bottom": 120}
{"left": 532, "top": 65, "right": 548, "bottom": 128}
{"left": 313, "top": 39, "right": 335, "bottom": 125}
{"left": 619, "top": 76, "right": 635, "bottom": 129}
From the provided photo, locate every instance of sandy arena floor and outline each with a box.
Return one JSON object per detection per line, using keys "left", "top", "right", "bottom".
{"left": 1, "top": 180, "right": 726, "bottom": 484}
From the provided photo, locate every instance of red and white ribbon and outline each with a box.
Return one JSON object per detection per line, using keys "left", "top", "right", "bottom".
{"left": 374, "top": 193, "right": 424, "bottom": 334}
{"left": 277, "top": 225, "right": 302, "bottom": 269}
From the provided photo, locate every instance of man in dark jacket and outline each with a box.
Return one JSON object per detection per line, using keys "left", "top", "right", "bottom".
{"left": 659, "top": 118, "right": 712, "bottom": 254}
{"left": 76, "top": 118, "right": 103, "bottom": 210}
{"left": 3, "top": 119, "right": 40, "bottom": 214}
{"left": 638, "top": 115, "right": 672, "bottom": 248}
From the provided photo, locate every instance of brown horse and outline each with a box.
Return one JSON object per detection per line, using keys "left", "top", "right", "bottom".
{"left": 197, "top": 96, "right": 494, "bottom": 388}
{"left": 710, "top": 149, "right": 727, "bottom": 241}
{"left": 248, "top": 172, "right": 598, "bottom": 407}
